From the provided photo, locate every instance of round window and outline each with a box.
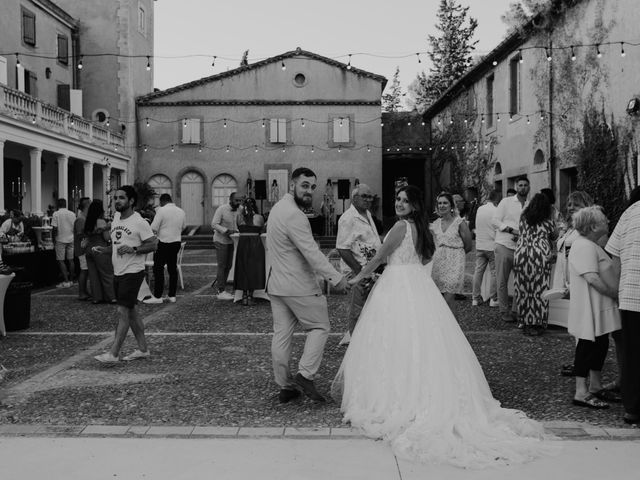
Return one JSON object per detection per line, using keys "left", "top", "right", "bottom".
{"left": 294, "top": 73, "right": 307, "bottom": 87}
{"left": 92, "top": 109, "right": 109, "bottom": 124}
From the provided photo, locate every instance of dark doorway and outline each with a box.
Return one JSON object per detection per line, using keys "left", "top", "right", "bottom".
{"left": 382, "top": 156, "right": 426, "bottom": 227}
{"left": 4, "top": 158, "right": 24, "bottom": 211}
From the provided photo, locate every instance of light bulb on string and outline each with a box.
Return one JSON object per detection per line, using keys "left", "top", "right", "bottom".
{"left": 198, "top": 144, "right": 202, "bottom": 153}
{"left": 77, "top": 55, "right": 83, "bottom": 69}
{"left": 223, "top": 118, "right": 227, "bottom": 128}
{"left": 546, "top": 48, "right": 552, "bottom": 61}
{"left": 621, "top": 42, "right": 626, "bottom": 57}
{"left": 396, "top": 147, "right": 400, "bottom": 152}
{"left": 183, "top": 119, "right": 187, "bottom": 127}
{"left": 571, "top": 46, "right": 576, "bottom": 61}
{"left": 527, "top": 115, "right": 530, "bottom": 125}
{"left": 144, "top": 145, "right": 148, "bottom": 152}
{"left": 497, "top": 114, "right": 501, "bottom": 122}
{"left": 211, "top": 56, "right": 217, "bottom": 67}
{"left": 145, "top": 118, "right": 149, "bottom": 127}
{"left": 106, "top": 117, "right": 110, "bottom": 127}
{"left": 31, "top": 116, "right": 36, "bottom": 124}
{"left": 540, "top": 112, "right": 545, "bottom": 121}
{"left": 225, "top": 145, "right": 230, "bottom": 153}
{"left": 437, "top": 117, "right": 441, "bottom": 125}
{"left": 421, "top": 121, "right": 425, "bottom": 126}
{"left": 254, "top": 145, "right": 258, "bottom": 152}
{"left": 367, "top": 145, "right": 371, "bottom": 152}
{"left": 301, "top": 118, "right": 305, "bottom": 127}
{"left": 449, "top": 117, "right": 453, "bottom": 124}
{"left": 492, "top": 60, "right": 497, "bottom": 66}
{"left": 171, "top": 144, "right": 175, "bottom": 152}
{"left": 282, "top": 146, "right": 286, "bottom": 152}
{"left": 407, "top": 121, "right": 411, "bottom": 126}
{"left": 416, "top": 53, "right": 421, "bottom": 64}
{"left": 408, "top": 147, "right": 412, "bottom": 151}
{"left": 146, "top": 56, "right": 151, "bottom": 71}
{"left": 596, "top": 44, "right": 602, "bottom": 58}
{"left": 346, "top": 54, "right": 352, "bottom": 70}
{"left": 481, "top": 114, "right": 485, "bottom": 124}
{"left": 281, "top": 60, "right": 286, "bottom": 71}
{"left": 428, "top": 146, "right": 433, "bottom": 151}
{"left": 339, "top": 118, "right": 343, "bottom": 127}
{"left": 261, "top": 119, "right": 265, "bottom": 128}
{"left": 15, "top": 53, "right": 20, "bottom": 66}
{"left": 311, "top": 145, "right": 315, "bottom": 153}
{"left": 381, "top": 121, "right": 384, "bottom": 127}
{"left": 509, "top": 113, "right": 513, "bottom": 121}
{"left": 519, "top": 49, "right": 523, "bottom": 63}
{"left": 338, "top": 146, "right": 342, "bottom": 153}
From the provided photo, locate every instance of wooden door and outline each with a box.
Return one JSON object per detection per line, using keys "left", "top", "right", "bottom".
{"left": 180, "top": 172, "right": 204, "bottom": 225}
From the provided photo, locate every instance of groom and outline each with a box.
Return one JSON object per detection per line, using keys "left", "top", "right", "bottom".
{"left": 266, "top": 167, "right": 350, "bottom": 403}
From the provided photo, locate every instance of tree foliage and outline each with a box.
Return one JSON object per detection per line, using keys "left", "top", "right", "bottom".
{"left": 501, "top": 0, "right": 581, "bottom": 33}
{"left": 408, "top": 0, "right": 478, "bottom": 112}
{"left": 382, "top": 67, "right": 404, "bottom": 113}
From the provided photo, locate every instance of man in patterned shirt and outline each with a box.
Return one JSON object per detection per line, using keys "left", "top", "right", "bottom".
{"left": 606, "top": 199, "right": 640, "bottom": 425}
{"left": 336, "top": 184, "right": 382, "bottom": 335}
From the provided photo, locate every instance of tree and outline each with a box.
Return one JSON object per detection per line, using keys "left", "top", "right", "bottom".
{"left": 409, "top": 0, "right": 478, "bottom": 112}
{"left": 382, "top": 67, "right": 404, "bottom": 113}
{"left": 501, "top": 0, "right": 580, "bottom": 34}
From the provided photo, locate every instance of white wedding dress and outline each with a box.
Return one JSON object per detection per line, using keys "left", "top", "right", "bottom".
{"left": 332, "top": 221, "right": 556, "bottom": 468}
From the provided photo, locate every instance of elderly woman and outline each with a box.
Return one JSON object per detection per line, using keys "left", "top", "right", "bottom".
{"left": 568, "top": 206, "right": 621, "bottom": 409}
{"left": 513, "top": 193, "right": 557, "bottom": 335}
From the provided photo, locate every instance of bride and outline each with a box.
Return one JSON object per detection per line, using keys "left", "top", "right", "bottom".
{"left": 331, "top": 185, "right": 556, "bottom": 469}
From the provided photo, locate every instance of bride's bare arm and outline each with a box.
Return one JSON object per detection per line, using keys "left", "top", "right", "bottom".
{"left": 349, "top": 221, "right": 407, "bottom": 284}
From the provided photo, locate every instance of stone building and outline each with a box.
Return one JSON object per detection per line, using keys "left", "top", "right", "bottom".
{"left": 422, "top": 0, "right": 639, "bottom": 212}
{"left": 0, "top": 0, "right": 154, "bottom": 215}
{"left": 136, "top": 48, "right": 387, "bottom": 227}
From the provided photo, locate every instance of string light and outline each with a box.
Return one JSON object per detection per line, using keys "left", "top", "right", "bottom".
{"left": 380, "top": 121, "right": 384, "bottom": 127}
{"left": 545, "top": 47, "right": 552, "bottom": 61}
{"left": 571, "top": 46, "right": 576, "bottom": 61}
{"left": 106, "top": 117, "right": 110, "bottom": 127}
{"left": 223, "top": 118, "right": 227, "bottom": 128}
{"left": 146, "top": 56, "right": 151, "bottom": 71}
{"left": 339, "top": 118, "right": 343, "bottom": 127}
{"left": 301, "top": 118, "right": 305, "bottom": 127}
{"left": 596, "top": 44, "right": 602, "bottom": 58}
{"left": 367, "top": 145, "right": 371, "bottom": 152}
{"left": 146, "top": 118, "right": 149, "bottom": 127}
{"left": 77, "top": 55, "right": 82, "bottom": 69}
{"left": 621, "top": 42, "right": 626, "bottom": 57}
{"left": 198, "top": 144, "right": 202, "bottom": 152}
{"left": 311, "top": 145, "right": 315, "bottom": 153}
{"left": 225, "top": 145, "right": 230, "bottom": 152}
{"left": 519, "top": 49, "right": 523, "bottom": 63}
{"left": 527, "top": 115, "right": 530, "bottom": 124}
{"left": 15, "top": 53, "right": 20, "bottom": 66}
{"left": 70, "top": 116, "right": 74, "bottom": 126}
{"left": 416, "top": 53, "right": 421, "bottom": 64}
{"left": 338, "top": 146, "right": 342, "bottom": 152}
{"left": 32, "top": 116, "right": 36, "bottom": 124}
{"left": 254, "top": 145, "right": 259, "bottom": 152}
{"left": 183, "top": 119, "right": 187, "bottom": 127}
{"left": 281, "top": 60, "right": 286, "bottom": 71}
{"left": 144, "top": 145, "right": 148, "bottom": 152}
{"left": 261, "top": 119, "right": 265, "bottom": 128}
{"left": 346, "top": 54, "right": 352, "bottom": 70}
{"left": 171, "top": 144, "right": 175, "bottom": 152}
{"left": 282, "top": 145, "right": 286, "bottom": 152}
{"left": 492, "top": 60, "right": 498, "bottom": 66}
{"left": 481, "top": 114, "right": 485, "bottom": 124}
{"left": 497, "top": 114, "right": 501, "bottom": 122}
{"left": 407, "top": 121, "right": 412, "bottom": 126}
{"left": 211, "top": 56, "right": 217, "bottom": 67}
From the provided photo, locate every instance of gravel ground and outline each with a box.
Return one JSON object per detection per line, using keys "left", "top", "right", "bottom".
{"left": 0, "top": 248, "right": 630, "bottom": 428}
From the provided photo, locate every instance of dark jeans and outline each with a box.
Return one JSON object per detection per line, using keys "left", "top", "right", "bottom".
{"left": 347, "top": 275, "right": 370, "bottom": 335}
{"left": 621, "top": 310, "right": 640, "bottom": 415}
{"left": 153, "top": 241, "right": 181, "bottom": 298}
{"left": 573, "top": 334, "right": 609, "bottom": 378}
{"left": 214, "top": 241, "right": 234, "bottom": 292}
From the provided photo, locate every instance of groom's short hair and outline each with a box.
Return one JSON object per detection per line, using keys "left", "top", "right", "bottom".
{"left": 291, "top": 167, "right": 316, "bottom": 181}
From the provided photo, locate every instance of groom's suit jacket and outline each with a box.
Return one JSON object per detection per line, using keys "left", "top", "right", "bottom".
{"left": 266, "top": 193, "right": 343, "bottom": 296}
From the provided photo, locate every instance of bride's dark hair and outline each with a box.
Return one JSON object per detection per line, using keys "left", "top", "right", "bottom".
{"left": 396, "top": 185, "right": 435, "bottom": 261}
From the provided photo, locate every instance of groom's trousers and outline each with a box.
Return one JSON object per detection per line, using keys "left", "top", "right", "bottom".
{"left": 270, "top": 294, "right": 330, "bottom": 388}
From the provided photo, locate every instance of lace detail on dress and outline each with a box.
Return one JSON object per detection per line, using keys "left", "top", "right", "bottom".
{"left": 388, "top": 221, "right": 421, "bottom": 266}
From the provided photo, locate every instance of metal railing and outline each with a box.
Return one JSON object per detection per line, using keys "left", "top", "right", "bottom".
{"left": 0, "top": 84, "right": 126, "bottom": 150}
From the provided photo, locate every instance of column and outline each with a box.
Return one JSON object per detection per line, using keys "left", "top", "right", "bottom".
{"left": 119, "top": 170, "right": 128, "bottom": 187}
{"left": 29, "top": 148, "right": 43, "bottom": 216}
{"left": 0, "top": 140, "right": 5, "bottom": 214}
{"left": 83, "top": 161, "right": 93, "bottom": 200}
{"left": 57, "top": 154, "right": 69, "bottom": 203}
{"left": 102, "top": 165, "right": 111, "bottom": 207}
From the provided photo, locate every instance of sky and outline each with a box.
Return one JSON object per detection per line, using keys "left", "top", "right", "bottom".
{"left": 153, "top": 0, "right": 515, "bottom": 103}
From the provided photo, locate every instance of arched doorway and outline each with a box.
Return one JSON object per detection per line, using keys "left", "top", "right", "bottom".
{"left": 148, "top": 174, "right": 172, "bottom": 206}
{"left": 180, "top": 171, "right": 204, "bottom": 225}
{"left": 212, "top": 174, "right": 238, "bottom": 208}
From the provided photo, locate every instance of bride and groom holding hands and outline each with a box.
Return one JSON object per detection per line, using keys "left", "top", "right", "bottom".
{"left": 266, "top": 167, "right": 555, "bottom": 468}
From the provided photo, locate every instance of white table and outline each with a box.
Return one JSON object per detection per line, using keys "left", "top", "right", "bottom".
{"left": 0, "top": 273, "right": 16, "bottom": 336}
{"left": 229, "top": 233, "right": 269, "bottom": 302}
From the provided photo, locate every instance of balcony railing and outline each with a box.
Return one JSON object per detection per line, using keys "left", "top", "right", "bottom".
{"left": 0, "top": 84, "right": 126, "bottom": 150}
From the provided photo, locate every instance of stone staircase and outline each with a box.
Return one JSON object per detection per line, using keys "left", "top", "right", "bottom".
{"left": 182, "top": 228, "right": 336, "bottom": 251}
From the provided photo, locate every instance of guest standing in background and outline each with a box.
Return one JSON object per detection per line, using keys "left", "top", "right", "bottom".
{"left": 234, "top": 197, "right": 265, "bottom": 306}
{"left": 211, "top": 192, "right": 241, "bottom": 300}
{"left": 144, "top": 194, "right": 186, "bottom": 304}
{"left": 74, "top": 197, "right": 91, "bottom": 301}
{"left": 84, "top": 200, "right": 115, "bottom": 304}
{"left": 513, "top": 193, "right": 557, "bottom": 335}
{"left": 471, "top": 190, "right": 501, "bottom": 307}
{"left": 493, "top": 176, "right": 530, "bottom": 323}
{"left": 52, "top": 198, "right": 77, "bottom": 288}
{"left": 431, "top": 192, "right": 473, "bottom": 308}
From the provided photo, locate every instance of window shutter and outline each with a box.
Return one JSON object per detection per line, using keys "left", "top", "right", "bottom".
{"left": 57, "top": 35, "right": 69, "bottom": 64}
{"left": 0, "top": 56, "right": 7, "bottom": 85}
{"left": 509, "top": 60, "right": 519, "bottom": 115}
{"left": 269, "top": 119, "right": 279, "bottom": 143}
{"left": 278, "top": 118, "right": 287, "bottom": 143}
{"left": 57, "top": 84, "right": 71, "bottom": 111}
{"left": 16, "top": 64, "right": 25, "bottom": 92}
{"left": 22, "top": 10, "right": 36, "bottom": 45}
{"left": 26, "top": 70, "right": 37, "bottom": 96}
{"left": 191, "top": 118, "right": 200, "bottom": 144}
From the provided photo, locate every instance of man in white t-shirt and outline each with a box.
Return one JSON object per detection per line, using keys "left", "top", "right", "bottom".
{"left": 93, "top": 186, "right": 157, "bottom": 364}
{"left": 52, "top": 198, "right": 77, "bottom": 288}
{"left": 472, "top": 190, "right": 502, "bottom": 307}
{"left": 144, "top": 194, "right": 186, "bottom": 304}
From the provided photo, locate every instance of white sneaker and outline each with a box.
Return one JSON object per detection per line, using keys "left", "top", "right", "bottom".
{"left": 122, "top": 349, "right": 150, "bottom": 361}
{"left": 166, "top": 296, "right": 177, "bottom": 303}
{"left": 143, "top": 296, "right": 163, "bottom": 304}
{"left": 216, "top": 291, "right": 234, "bottom": 300}
{"left": 472, "top": 299, "right": 480, "bottom": 306}
{"left": 489, "top": 299, "right": 500, "bottom": 307}
{"left": 94, "top": 352, "right": 119, "bottom": 363}
{"left": 64, "top": 281, "right": 73, "bottom": 288}
{"left": 56, "top": 282, "right": 68, "bottom": 288}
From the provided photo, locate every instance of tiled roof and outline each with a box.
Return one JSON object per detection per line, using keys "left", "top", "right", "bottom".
{"left": 137, "top": 47, "right": 387, "bottom": 104}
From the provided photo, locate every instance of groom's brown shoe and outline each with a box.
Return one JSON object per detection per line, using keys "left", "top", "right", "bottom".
{"left": 294, "top": 373, "right": 326, "bottom": 402}
{"left": 278, "top": 388, "right": 301, "bottom": 404}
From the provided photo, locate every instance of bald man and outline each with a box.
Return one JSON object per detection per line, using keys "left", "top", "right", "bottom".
{"left": 336, "top": 184, "right": 382, "bottom": 335}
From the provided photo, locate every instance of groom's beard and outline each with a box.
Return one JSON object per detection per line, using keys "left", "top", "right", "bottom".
{"left": 294, "top": 191, "right": 313, "bottom": 209}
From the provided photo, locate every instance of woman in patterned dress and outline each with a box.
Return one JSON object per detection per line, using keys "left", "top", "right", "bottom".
{"left": 430, "top": 193, "right": 473, "bottom": 307}
{"left": 513, "top": 193, "right": 557, "bottom": 335}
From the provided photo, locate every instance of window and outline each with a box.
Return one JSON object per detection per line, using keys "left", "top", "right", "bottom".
{"left": 22, "top": 8, "right": 36, "bottom": 46}
{"left": 328, "top": 114, "right": 355, "bottom": 147}
{"left": 148, "top": 174, "right": 172, "bottom": 206}
{"left": 57, "top": 84, "right": 71, "bottom": 110}
{"left": 269, "top": 118, "right": 287, "bottom": 143}
{"left": 212, "top": 174, "right": 237, "bottom": 207}
{"left": 533, "top": 149, "right": 545, "bottom": 165}
{"left": 17, "top": 66, "right": 37, "bottom": 96}
{"left": 509, "top": 57, "right": 520, "bottom": 115}
{"left": 181, "top": 118, "right": 201, "bottom": 144}
{"left": 486, "top": 74, "right": 494, "bottom": 128}
{"left": 138, "top": 3, "right": 146, "bottom": 36}
{"left": 57, "top": 35, "right": 69, "bottom": 65}
{"left": 0, "top": 56, "right": 7, "bottom": 85}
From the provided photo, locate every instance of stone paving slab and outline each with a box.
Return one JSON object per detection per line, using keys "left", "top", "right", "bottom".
{"left": 284, "top": 427, "right": 331, "bottom": 438}
{"left": 81, "top": 425, "right": 130, "bottom": 435}
{"left": 191, "top": 426, "right": 239, "bottom": 436}
{"left": 146, "top": 426, "right": 195, "bottom": 436}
